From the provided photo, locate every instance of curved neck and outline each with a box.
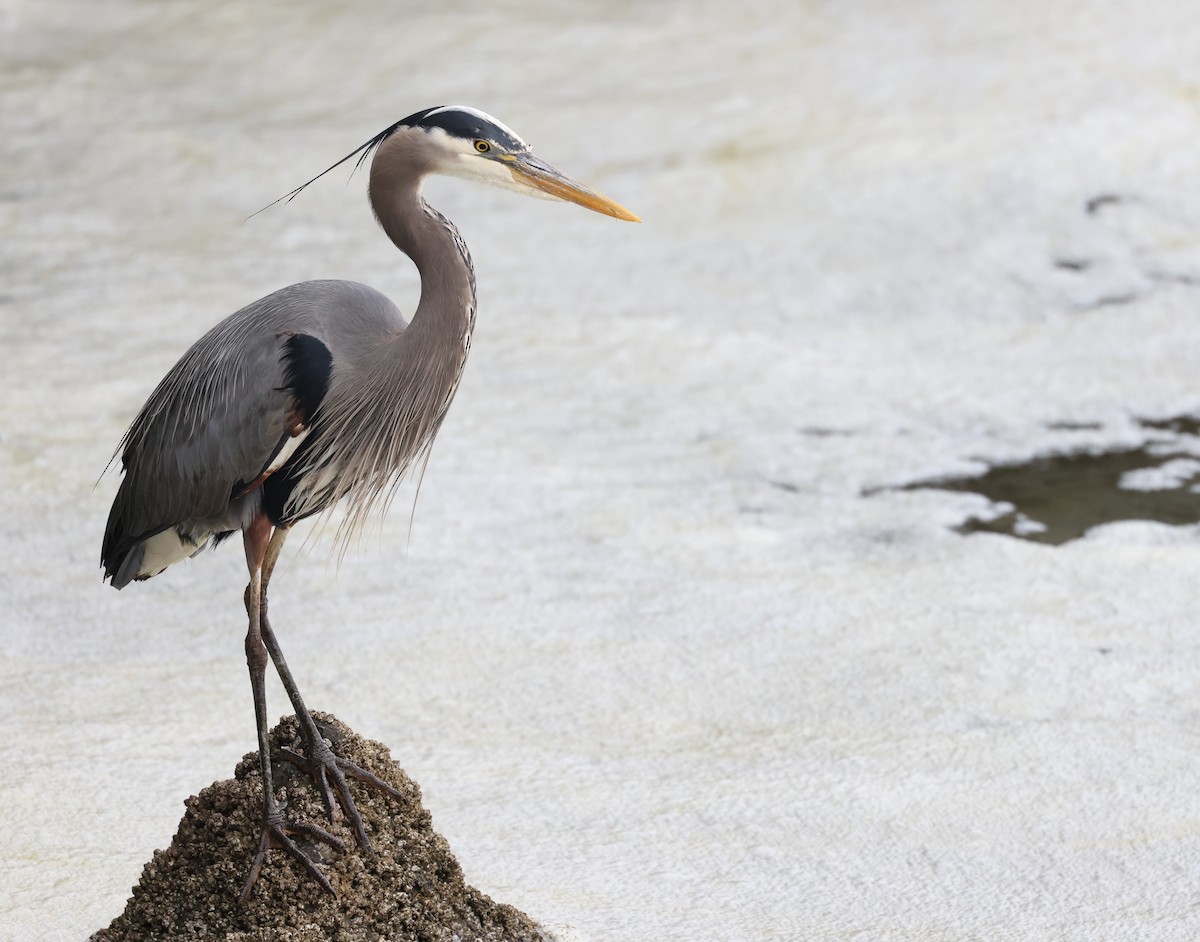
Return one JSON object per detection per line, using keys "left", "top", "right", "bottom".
{"left": 369, "top": 172, "right": 476, "bottom": 338}
{"left": 287, "top": 144, "right": 481, "bottom": 529}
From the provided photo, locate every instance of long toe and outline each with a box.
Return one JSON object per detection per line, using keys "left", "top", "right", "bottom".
{"left": 278, "top": 740, "right": 406, "bottom": 852}
{"left": 238, "top": 816, "right": 346, "bottom": 905}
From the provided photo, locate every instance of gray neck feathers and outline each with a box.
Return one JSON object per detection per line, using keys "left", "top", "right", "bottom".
{"left": 287, "top": 143, "right": 478, "bottom": 537}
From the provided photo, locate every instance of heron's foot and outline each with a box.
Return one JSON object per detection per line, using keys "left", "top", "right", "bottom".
{"left": 278, "top": 733, "right": 406, "bottom": 853}
{"left": 239, "top": 810, "right": 345, "bottom": 905}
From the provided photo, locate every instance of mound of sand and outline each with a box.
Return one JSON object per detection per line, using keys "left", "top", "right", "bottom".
{"left": 91, "top": 714, "right": 553, "bottom": 942}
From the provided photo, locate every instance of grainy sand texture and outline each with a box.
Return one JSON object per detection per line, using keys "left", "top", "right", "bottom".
{"left": 91, "top": 715, "right": 551, "bottom": 942}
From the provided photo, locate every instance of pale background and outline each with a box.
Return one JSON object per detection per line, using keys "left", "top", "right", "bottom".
{"left": 4, "top": 1, "right": 1200, "bottom": 940}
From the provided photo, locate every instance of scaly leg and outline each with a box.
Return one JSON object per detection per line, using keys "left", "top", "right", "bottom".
{"left": 239, "top": 515, "right": 344, "bottom": 904}
{"left": 257, "top": 526, "right": 406, "bottom": 852}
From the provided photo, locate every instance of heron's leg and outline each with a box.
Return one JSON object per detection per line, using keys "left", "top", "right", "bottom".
{"left": 256, "top": 525, "right": 406, "bottom": 852}
{"left": 238, "top": 516, "right": 343, "bottom": 904}
{"left": 259, "top": 522, "right": 290, "bottom": 594}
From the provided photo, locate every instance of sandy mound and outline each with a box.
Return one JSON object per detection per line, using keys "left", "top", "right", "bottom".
{"left": 91, "top": 714, "right": 552, "bottom": 942}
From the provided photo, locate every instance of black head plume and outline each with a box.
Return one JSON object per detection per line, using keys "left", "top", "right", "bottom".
{"left": 406, "top": 105, "right": 528, "bottom": 151}
{"left": 246, "top": 108, "right": 447, "bottom": 220}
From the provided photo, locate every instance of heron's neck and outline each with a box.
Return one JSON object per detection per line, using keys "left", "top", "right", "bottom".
{"left": 372, "top": 178, "right": 476, "bottom": 342}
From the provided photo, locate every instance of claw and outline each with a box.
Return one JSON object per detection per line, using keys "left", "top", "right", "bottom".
{"left": 238, "top": 552, "right": 407, "bottom": 903}
{"left": 239, "top": 811, "right": 345, "bottom": 905}
{"left": 277, "top": 737, "right": 404, "bottom": 854}
{"left": 280, "top": 746, "right": 339, "bottom": 821}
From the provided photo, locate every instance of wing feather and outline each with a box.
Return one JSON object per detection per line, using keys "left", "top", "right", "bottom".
{"left": 101, "top": 279, "right": 404, "bottom": 582}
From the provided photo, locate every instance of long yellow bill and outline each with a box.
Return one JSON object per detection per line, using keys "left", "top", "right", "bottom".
{"left": 509, "top": 153, "right": 641, "bottom": 222}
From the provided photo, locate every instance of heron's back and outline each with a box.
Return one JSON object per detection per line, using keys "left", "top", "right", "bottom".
{"left": 102, "top": 279, "right": 410, "bottom": 585}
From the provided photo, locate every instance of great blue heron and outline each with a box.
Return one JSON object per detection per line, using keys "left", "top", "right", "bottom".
{"left": 101, "top": 105, "right": 638, "bottom": 900}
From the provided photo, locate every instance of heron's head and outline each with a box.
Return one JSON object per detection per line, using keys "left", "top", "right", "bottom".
{"left": 383, "top": 105, "right": 640, "bottom": 222}
{"left": 260, "top": 105, "right": 639, "bottom": 224}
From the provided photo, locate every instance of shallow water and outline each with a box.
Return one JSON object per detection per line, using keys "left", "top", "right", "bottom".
{"left": 892, "top": 417, "right": 1200, "bottom": 544}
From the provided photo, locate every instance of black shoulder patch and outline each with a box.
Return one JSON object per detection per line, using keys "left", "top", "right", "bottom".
{"left": 281, "top": 333, "right": 333, "bottom": 425}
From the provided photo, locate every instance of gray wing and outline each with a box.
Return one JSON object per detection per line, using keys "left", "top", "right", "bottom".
{"left": 100, "top": 282, "right": 374, "bottom": 581}
{"left": 101, "top": 280, "right": 407, "bottom": 584}
{"left": 103, "top": 320, "right": 296, "bottom": 574}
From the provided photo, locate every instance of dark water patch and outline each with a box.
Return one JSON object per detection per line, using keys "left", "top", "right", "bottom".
{"left": 1086, "top": 292, "right": 1141, "bottom": 309}
{"left": 1086, "top": 193, "right": 1125, "bottom": 215}
{"left": 798, "top": 426, "right": 856, "bottom": 438}
{"left": 1148, "top": 270, "right": 1200, "bottom": 288}
{"left": 887, "top": 446, "right": 1200, "bottom": 545}
{"left": 1045, "top": 420, "right": 1102, "bottom": 431}
{"left": 1139, "top": 415, "right": 1200, "bottom": 436}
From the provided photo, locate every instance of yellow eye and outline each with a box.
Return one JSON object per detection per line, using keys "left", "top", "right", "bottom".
{"left": 474, "top": 140, "right": 491, "bottom": 153}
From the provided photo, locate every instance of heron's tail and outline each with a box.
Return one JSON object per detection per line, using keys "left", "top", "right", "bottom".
{"left": 105, "top": 544, "right": 144, "bottom": 589}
